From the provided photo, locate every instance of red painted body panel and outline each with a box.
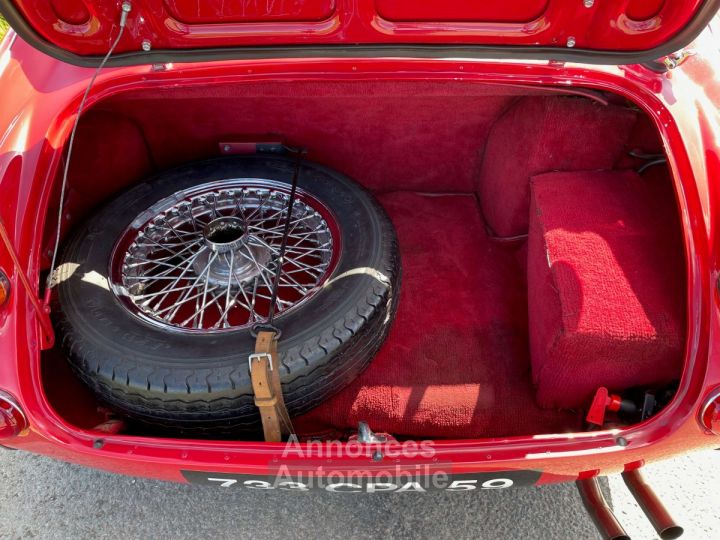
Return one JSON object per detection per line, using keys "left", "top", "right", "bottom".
{"left": 0, "top": 24, "right": 719, "bottom": 483}
{"left": 4, "top": 0, "right": 711, "bottom": 55}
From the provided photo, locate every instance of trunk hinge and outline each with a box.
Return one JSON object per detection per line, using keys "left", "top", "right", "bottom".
{"left": 0, "top": 218, "right": 55, "bottom": 350}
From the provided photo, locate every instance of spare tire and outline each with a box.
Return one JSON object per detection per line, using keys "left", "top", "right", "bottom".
{"left": 54, "top": 156, "right": 399, "bottom": 434}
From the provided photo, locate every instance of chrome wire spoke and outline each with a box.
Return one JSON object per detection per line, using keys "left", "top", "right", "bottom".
{"left": 280, "top": 253, "right": 326, "bottom": 274}
{"left": 252, "top": 291, "right": 294, "bottom": 306}
{"left": 283, "top": 267, "right": 323, "bottom": 277}
{"left": 146, "top": 249, "right": 206, "bottom": 310}
{"left": 135, "top": 233, "right": 198, "bottom": 254}
{"left": 155, "top": 222, "right": 200, "bottom": 239}
{"left": 154, "top": 286, "right": 217, "bottom": 318}
{"left": 283, "top": 246, "right": 331, "bottom": 259}
{"left": 127, "top": 238, "right": 202, "bottom": 267}
{"left": 115, "top": 181, "right": 336, "bottom": 332}
{"left": 133, "top": 283, "right": 197, "bottom": 301}
{"left": 278, "top": 272, "right": 309, "bottom": 294}
{"left": 236, "top": 246, "right": 284, "bottom": 310}
{"left": 211, "top": 252, "right": 254, "bottom": 329}
{"left": 126, "top": 258, "right": 187, "bottom": 271}
{"left": 171, "top": 251, "right": 218, "bottom": 317}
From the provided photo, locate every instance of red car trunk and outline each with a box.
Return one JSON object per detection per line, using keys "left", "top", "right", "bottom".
{"left": 39, "top": 79, "right": 686, "bottom": 440}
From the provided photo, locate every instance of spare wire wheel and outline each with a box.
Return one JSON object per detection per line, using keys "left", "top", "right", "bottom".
{"left": 112, "top": 181, "right": 338, "bottom": 332}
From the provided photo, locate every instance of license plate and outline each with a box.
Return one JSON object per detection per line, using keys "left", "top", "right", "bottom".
{"left": 181, "top": 469, "right": 542, "bottom": 492}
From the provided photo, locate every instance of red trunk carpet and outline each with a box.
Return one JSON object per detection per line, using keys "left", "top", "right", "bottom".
{"left": 295, "top": 192, "right": 582, "bottom": 439}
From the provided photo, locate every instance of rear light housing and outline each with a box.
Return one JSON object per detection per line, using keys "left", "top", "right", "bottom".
{"left": 700, "top": 388, "right": 720, "bottom": 435}
{"left": 0, "top": 391, "right": 28, "bottom": 439}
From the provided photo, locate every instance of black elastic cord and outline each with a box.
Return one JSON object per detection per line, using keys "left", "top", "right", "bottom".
{"left": 258, "top": 150, "right": 305, "bottom": 333}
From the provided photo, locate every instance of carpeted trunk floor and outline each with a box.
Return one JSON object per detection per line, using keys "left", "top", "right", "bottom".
{"left": 295, "top": 192, "right": 581, "bottom": 439}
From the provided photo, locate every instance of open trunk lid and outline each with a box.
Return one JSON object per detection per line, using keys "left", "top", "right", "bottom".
{"left": 1, "top": 0, "right": 719, "bottom": 66}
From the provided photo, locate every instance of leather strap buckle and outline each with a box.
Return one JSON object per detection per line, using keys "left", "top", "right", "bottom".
{"left": 249, "top": 330, "right": 294, "bottom": 441}
{"left": 248, "top": 352, "right": 273, "bottom": 371}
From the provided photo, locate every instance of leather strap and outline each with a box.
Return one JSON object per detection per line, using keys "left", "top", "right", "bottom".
{"left": 249, "top": 330, "right": 293, "bottom": 441}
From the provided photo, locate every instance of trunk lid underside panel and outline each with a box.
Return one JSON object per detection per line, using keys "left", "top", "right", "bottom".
{"left": 2, "top": 0, "right": 719, "bottom": 65}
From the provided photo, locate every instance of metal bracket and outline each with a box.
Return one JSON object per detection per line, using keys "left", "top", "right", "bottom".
{"left": 0, "top": 218, "right": 55, "bottom": 349}
{"left": 356, "top": 421, "right": 388, "bottom": 443}
{"left": 661, "top": 49, "right": 696, "bottom": 70}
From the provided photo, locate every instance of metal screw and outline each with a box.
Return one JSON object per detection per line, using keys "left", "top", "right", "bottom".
{"left": 141, "top": 40, "right": 152, "bottom": 52}
{"left": 93, "top": 439, "right": 105, "bottom": 449}
{"left": 566, "top": 36, "right": 576, "bottom": 48}
{"left": 616, "top": 436, "right": 628, "bottom": 447}
{"left": 223, "top": 145, "right": 231, "bottom": 152}
{"left": 583, "top": 0, "right": 594, "bottom": 7}
{"left": 372, "top": 449, "right": 384, "bottom": 462}
{"left": 120, "top": 2, "right": 132, "bottom": 28}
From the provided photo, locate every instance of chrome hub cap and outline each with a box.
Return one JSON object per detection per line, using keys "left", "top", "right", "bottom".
{"left": 111, "top": 180, "right": 338, "bottom": 332}
{"left": 193, "top": 217, "right": 273, "bottom": 287}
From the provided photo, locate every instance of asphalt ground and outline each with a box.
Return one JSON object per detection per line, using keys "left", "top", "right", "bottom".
{"left": 0, "top": 446, "right": 718, "bottom": 539}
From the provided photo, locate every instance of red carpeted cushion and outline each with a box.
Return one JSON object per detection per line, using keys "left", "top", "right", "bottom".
{"left": 295, "top": 192, "right": 580, "bottom": 439}
{"left": 527, "top": 170, "right": 685, "bottom": 409}
{"left": 478, "top": 97, "right": 637, "bottom": 237}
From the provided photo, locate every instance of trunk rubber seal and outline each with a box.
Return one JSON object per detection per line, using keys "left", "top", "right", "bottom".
{"left": 0, "top": 0, "right": 718, "bottom": 68}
